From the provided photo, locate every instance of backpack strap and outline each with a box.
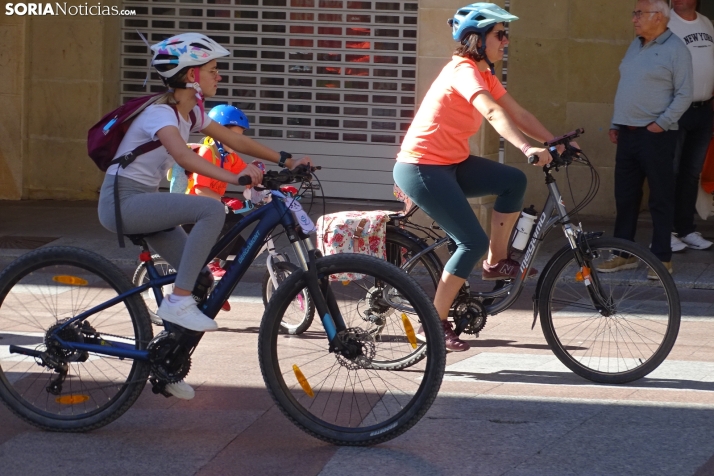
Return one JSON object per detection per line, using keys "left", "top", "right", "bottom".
{"left": 110, "top": 106, "right": 198, "bottom": 248}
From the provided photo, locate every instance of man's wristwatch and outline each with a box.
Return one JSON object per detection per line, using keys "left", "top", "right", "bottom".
{"left": 278, "top": 151, "right": 292, "bottom": 168}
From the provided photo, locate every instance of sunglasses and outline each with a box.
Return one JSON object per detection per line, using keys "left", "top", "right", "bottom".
{"left": 493, "top": 30, "right": 509, "bottom": 41}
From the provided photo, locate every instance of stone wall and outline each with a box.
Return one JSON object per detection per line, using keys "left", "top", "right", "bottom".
{"left": 0, "top": 15, "right": 27, "bottom": 200}
{"left": 0, "top": 2, "right": 121, "bottom": 201}
{"left": 506, "top": 0, "right": 634, "bottom": 219}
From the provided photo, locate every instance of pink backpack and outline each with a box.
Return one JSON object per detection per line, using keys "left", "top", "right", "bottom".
{"left": 86, "top": 93, "right": 196, "bottom": 171}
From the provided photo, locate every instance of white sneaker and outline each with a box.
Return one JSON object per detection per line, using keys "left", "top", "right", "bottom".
{"left": 165, "top": 380, "right": 195, "bottom": 400}
{"left": 679, "top": 232, "right": 713, "bottom": 250}
{"left": 671, "top": 233, "right": 687, "bottom": 253}
{"left": 157, "top": 296, "right": 218, "bottom": 332}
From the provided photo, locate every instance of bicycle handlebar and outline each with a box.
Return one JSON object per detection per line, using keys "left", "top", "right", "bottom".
{"left": 238, "top": 165, "right": 321, "bottom": 189}
{"left": 528, "top": 128, "right": 586, "bottom": 167}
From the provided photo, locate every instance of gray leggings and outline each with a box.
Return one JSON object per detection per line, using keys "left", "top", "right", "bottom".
{"left": 98, "top": 174, "right": 225, "bottom": 290}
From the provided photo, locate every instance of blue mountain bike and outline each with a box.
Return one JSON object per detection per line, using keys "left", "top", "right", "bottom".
{"left": 0, "top": 167, "right": 446, "bottom": 446}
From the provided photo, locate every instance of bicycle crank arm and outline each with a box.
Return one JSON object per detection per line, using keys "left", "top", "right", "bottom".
{"left": 9, "top": 345, "right": 43, "bottom": 358}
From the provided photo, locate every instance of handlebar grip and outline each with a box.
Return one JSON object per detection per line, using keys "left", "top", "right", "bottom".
{"left": 528, "top": 155, "right": 539, "bottom": 165}
{"left": 238, "top": 175, "right": 252, "bottom": 186}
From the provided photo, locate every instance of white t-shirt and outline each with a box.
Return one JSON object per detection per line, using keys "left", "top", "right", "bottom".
{"left": 668, "top": 11, "right": 714, "bottom": 102}
{"left": 106, "top": 104, "right": 212, "bottom": 187}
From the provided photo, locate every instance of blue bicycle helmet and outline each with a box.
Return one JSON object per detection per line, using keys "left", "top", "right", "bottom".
{"left": 208, "top": 104, "right": 251, "bottom": 129}
{"left": 448, "top": 3, "right": 518, "bottom": 73}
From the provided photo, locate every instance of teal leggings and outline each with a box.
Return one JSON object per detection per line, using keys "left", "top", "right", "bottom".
{"left": 393, "top": 156, "right": 527, "bottom": 279}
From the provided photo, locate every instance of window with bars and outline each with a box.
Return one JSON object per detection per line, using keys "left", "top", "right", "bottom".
{"left": 120, "top": 0, "right": 417, "bottom": 147}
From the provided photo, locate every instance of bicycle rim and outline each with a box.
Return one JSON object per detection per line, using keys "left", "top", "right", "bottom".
{"left": 540, "top": 239, "right": 680, "bottom": 383}
{"left": 259, "top": 254, "right": 445, "bottom": 445}
{"left": 133, "top": 256, "right": 174, "bottom": 326}
{"left": 0, "top": 248, "right": 151, "bottom": 429}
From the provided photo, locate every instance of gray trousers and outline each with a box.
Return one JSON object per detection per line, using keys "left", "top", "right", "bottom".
{"left": 98, "top": 174, "right": 225, "bottom": 290}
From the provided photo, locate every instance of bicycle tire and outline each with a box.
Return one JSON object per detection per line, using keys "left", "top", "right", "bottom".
{"left": 386, "top": 226, "right": 442, "bottom": 299}
{"left": 258, "top": 254, "right": 445, "bottom": 446}
{"left": 261, "top": 261, "right": 315, "bottom": 335}
{"left": 0, "top": 247, "right": 152, "bottom": 431}
{"left": 132, "top": 255, "right": 175, "bottom": 326}
{"left": 538, "top": 237, "right": 680, "bottom": 384}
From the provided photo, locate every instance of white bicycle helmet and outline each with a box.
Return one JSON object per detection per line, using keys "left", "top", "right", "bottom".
{"left": 151, "top": 33, "right": 229, "bottom": 85}
{"left": 448, "top": 3, "right": 518, "bottom": 73}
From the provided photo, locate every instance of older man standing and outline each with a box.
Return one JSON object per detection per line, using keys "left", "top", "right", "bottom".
{"left": 668, "top": 0, "right": 714, "bottom": 252}
{"left": 600, "top": 0, "right": 693, "bottom": 278}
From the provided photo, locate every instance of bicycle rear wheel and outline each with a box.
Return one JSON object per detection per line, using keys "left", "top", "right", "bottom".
{"left": 132, "top": 255, "right": 175, "bottom": 326}
{"left": 261, "top": 261, "right": 315, "bottom": 335}
{"left": 538, "top": 237, "right": 680, "bottom": 384}
{"left": 385, "top": 226, "right": 441, "bottom": 300}
{"left": 0, "top": 247, "right": 152, "bottom": 431}
{"left": 258, "top": 254, "right": 445, "bottom": 445}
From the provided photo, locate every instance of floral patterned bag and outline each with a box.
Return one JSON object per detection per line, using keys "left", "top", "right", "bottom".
{"left": 316, "top": 210, "right": 392, "bottom": 281}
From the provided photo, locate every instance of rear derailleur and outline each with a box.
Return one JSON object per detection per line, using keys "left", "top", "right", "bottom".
{"left": 41, "top": 320, "right": 94, "bottom": 395}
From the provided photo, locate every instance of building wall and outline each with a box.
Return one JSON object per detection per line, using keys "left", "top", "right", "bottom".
{"left": 0, "top": 15, "right": 26, "bottom": 200}
{"left": 505, "top": 0, "right": 634, "bottom": 219}
{"left": 0, "top": 1, "right": 121, "bottom": 201}
{"left": 1, "top": 1, "right": 710, "bottom": 212}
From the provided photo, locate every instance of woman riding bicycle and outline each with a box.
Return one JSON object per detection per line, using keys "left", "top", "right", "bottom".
{"left": 98, "top": 33, "right": 310, "bottom": 398}
{"left": 394, "top": 3, "right": 565, "bottom": 352}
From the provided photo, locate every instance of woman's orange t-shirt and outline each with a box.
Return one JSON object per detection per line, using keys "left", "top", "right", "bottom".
{"left": 189, "top": 140, "right": 247, "bottom": 196}
{"left": 397, "top": 56, "right": 507, "bottom": 166}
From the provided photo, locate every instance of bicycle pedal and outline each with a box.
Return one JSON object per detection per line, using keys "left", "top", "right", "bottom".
{"left": 149, "top": 378, "right": 172, "bottom": 398}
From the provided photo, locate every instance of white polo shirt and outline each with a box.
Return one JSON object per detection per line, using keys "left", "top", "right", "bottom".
{"left": 669, "top": 11, "right": 714, "bottom": 102}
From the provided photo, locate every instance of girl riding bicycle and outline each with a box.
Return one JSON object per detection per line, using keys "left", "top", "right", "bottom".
{"left": 394, "top": 3, "right": 567, "bottom": 352}
{"left": 98, "top": 33, "right": 311, "bottom": 398}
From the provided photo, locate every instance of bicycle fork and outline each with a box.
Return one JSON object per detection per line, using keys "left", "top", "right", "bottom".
{"left": 567, "top": 229, "right": 614, "bottom": 316}
{"left": 291, "top": 235, "right": 357, "bottom": 357}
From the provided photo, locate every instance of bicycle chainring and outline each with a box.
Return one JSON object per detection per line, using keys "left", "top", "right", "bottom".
{"left": 148, "top": 331, "right": 192, "bottom": 383}
{"left": 335, "top": 327, "right": 376, "bottom": 370}
{"left": 452, "top": 297, "right": 487, "bottom": 336}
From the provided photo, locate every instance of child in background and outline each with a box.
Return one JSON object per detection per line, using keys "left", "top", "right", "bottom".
{"left": 187, "top": 104, "right": 252, "bottom": 278}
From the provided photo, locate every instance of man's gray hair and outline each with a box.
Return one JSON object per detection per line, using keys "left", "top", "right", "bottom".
{"left": 638, "top": 0, "right": 670, "bottom": 18}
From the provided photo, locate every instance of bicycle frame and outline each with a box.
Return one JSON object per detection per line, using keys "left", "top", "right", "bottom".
{"left": 12, "top": 191, "right": 346, "bottom": 362}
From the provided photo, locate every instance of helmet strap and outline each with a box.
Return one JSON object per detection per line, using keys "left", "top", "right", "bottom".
{"left": 191, "top": 67, "right": 205, "bottom": 123}
{"left": 476, "top": 32, "right": 496, "bottom": 75}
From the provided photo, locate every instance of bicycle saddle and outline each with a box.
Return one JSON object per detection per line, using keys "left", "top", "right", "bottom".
{"left": 124, "top": 228, "right": 176, "bottom": 246}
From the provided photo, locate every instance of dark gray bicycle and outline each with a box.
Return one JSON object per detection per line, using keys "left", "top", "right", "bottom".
{"left": 380, "top": 129, "right": 681, "bottom": 384}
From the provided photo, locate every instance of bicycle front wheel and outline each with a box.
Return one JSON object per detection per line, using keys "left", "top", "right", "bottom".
{"left": 258, "top": 254, "right": 445, "bottom": 446}
{"left": 539, "top": 237, "right": 680, "bottom": 384}
{"left": 0, "top": 247, "right": 152, "bottom": 431}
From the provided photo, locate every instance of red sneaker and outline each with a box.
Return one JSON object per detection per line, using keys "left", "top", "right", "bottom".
{"left": 415, "top": 321, "right": 469, "bottom": 352}
{"left": 221, "top": 301, "right": 231, "bottom": 312}
{"left": 482, "top": 258, "right": 538, "bottom": 281}
{"left": 208, "top": 261, "right": 226, "bottom": 279}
